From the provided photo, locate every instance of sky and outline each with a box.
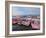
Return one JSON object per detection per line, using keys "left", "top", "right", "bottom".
{"left": 12, "top": 7, "right": 40, "bottom": 16}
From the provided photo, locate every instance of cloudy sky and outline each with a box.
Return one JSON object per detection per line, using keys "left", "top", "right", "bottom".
{"left": 12, "top": 7, "right": 40, "bottom": 16}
